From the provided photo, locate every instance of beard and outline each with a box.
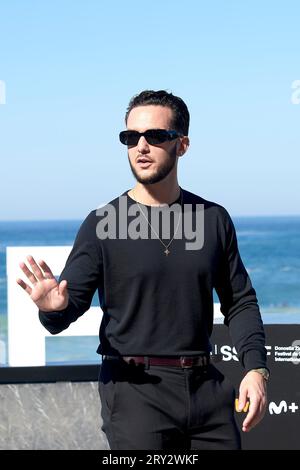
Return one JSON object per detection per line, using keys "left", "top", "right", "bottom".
{"left": 128, "top": 145, "right": 177, "bottom": 185}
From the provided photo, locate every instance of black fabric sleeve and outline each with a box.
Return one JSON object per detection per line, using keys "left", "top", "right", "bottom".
{"left": 214, "top": 208, "right": 268, "bottom": 372}
{"left": 38, "top": 211, "right": 103, "bottom": 335}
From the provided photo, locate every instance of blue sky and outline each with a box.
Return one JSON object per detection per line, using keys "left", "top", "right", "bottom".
{"left": 0, "top": 0, "right": 299, "bottom": 220}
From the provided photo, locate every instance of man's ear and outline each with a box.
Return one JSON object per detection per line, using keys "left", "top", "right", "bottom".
{"left": 177, "top": 136, "right": 190, "bottom": 156}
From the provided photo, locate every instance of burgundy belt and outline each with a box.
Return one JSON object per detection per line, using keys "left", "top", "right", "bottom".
{"left": 103, "top": 355, "right": 210, "bottom": 368}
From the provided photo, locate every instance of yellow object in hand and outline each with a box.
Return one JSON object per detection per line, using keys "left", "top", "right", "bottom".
{"left": 235, "top": 398, "right": 250, "bottom": 413}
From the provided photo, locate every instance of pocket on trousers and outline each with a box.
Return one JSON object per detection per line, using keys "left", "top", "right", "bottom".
{"left": 208, "top": 364, "right": 236, "bottom": 409}
{"left": 99, "top": 380, "right": 119, "bottom": 416}
{"left": 221, "top": 376, "right": 236, "bottom": 407}
{"left": 98, "top": 362, "right": 119, "bottom": 417}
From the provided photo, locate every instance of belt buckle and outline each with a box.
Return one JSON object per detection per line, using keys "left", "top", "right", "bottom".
{"left": 180, "top": 357, "right": 194, "bottom": 368}
{"left": 124, "top": 356, "right": 145, "bottom": 367}
{"left": 125, "top": 356, "right": 138, "bottom": 365}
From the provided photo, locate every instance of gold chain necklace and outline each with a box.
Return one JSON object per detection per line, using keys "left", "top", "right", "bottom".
{"left": 131, "top": 188, "right": 183, "bottom": 256}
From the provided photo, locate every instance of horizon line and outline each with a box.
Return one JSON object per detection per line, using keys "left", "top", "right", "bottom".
{"left": 0, "top": 213, "right": 300, "bottom": 222}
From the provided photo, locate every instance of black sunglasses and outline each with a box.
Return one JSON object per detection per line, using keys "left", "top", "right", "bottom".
{"left": 119, "top": 129, "right": 183, "bottom": 146}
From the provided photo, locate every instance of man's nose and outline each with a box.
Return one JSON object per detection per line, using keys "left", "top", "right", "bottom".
{"left": 137, "top": 135, "right": 150, "bottom": 153}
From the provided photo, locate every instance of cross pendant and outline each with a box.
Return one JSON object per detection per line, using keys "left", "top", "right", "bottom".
{"left": 164, "top": 248, "right": 170, "bottom": 256}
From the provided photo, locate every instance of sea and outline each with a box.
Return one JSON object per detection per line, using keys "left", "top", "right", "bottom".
{"left": 0, "top": 216, "right": 300, "bottom": 366}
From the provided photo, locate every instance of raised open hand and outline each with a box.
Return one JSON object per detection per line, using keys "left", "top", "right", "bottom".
{"left": 16, "top": 255, "right": 69, "bottom": 312}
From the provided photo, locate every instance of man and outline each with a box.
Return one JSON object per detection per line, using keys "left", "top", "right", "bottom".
{"left": 16, "top": 90, "right": 268, "bottom": 450}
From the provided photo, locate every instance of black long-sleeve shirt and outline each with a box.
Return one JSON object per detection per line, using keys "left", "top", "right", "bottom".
{"left": 39, "top": 188, "right": 267, "bottom": 371}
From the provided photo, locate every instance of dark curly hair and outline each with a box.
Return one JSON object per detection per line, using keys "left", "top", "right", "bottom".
{"left": 125, "top": 90, "right": 190, "bottom": 136}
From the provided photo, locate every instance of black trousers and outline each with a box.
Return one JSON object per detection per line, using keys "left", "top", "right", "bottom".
{"left": 98, "top": 358, "right": 241, "bottom": 450}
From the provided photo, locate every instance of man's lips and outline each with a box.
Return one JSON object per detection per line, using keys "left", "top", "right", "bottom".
{"left": 136, "top": 157, "right": 153, "bottom": 168}
{"left": 136, "top": 157, "right": 153, "bottom": 163}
